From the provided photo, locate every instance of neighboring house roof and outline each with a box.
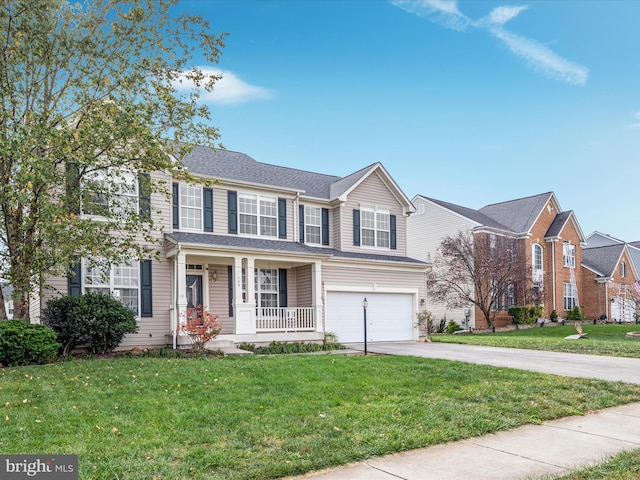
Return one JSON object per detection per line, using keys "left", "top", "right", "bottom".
{"left": 166, "top": 232, "right": 428, "bottom": 266}
{"left": 478, "top": 192, "right": 556, "bottom": 235}
{"left": 415, "top": 195, "right": 509, "bottom": 231}
{"left": 585, "top": 231, "right": 625, "bottom": 248}
{"left": 630, "top": 241, "right": 640, "bottom": 249}
{"left": 582, "top": 244, "right": 625, "bottom": 278}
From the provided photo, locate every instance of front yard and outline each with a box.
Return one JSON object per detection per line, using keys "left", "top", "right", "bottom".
{"left": 432, "top": 323, "right": 640, "bottom": 358}
{"left": 2, "top": 353, "right": 640, "bottom": 479}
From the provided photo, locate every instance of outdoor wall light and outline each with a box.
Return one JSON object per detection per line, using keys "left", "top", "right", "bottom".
{"left": 210, "top": 270, "right": 218, "bottom": 283}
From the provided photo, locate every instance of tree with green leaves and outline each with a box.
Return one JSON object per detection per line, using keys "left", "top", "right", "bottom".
{"left": 0, "top": 0, "right": 226, "bottom": 320}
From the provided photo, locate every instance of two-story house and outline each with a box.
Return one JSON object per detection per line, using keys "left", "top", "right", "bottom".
{"left": 583, "top": 232, "right": 639, "bottom": 322}
{"left": 36, "top": 148, "right": 429, "bottom": 348}
{"left": 408, "top": 192, "right": 587, "bottom": 328}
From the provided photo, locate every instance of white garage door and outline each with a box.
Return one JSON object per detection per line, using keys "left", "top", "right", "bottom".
{"left": 325, "top": 292, "right": 414, "bottom": 344}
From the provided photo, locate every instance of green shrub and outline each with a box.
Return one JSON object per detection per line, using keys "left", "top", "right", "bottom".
{"left": 529, "top": 305, "right": 545, "bottom": 321}
{"left": 550, "top": 309, "right": 559, "bottom": 321}
{"left": 508, "top": 306, "right": 527, "bottom": 324}
{"left": 238, "top": 341, "right": 346, "bottom": 355}
{"left": 42, "top": 293, "right": 138, "bottom": 355}
{"left": 446, "top": 319, "right": 463, "bottom": 334}
{"left": 0, "top": 320, "right": 59, "bottom": 366}
{"left": 566, "top": 306, "right": 584, "bottom": 321}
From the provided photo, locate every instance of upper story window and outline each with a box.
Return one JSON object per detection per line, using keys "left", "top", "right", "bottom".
{"left": 239, "top": 193, "right": 277, "bottom": 237}
{"left": 305, "top": 206, "right": 322, "bottom": 245}
{"left": 362, "top": 209, "right": 390, "bottom": 248}
{"left": 620, "top": 262, "right": 627, "bottom": 277}
{"left": 180, "top": 184, "right": 202, "bottom": 230}
{"left": 172, "top": 183, "right": 213, "bottom": 233}
{"left": 83, "top": 168, "right": 138, "bottom": 217}
{"left": 562, "top": 242, "right": 576, "bottom": 268}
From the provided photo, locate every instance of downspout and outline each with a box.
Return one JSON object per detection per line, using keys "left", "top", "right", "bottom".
{"left": 605, "top": 282, "right": 610, "bottom": 320}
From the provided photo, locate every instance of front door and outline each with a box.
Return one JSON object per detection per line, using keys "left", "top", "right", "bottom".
{"left": 186, "top": 274, "right": 203, "bottom": 318}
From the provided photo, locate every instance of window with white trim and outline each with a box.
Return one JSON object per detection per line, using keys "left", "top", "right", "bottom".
{"left": 620, "top": 262, "right": 627, "bottom": 277}
{"left": 361, "top": 209, "right": 390, "bottom": 248}
{"left": 83, "top": 259, "right": 140, "bottom": 314}
{"left": 239, "top": 193, "right": 277, "bottom": 237}
{"left": 180, "top": 184, "right": 202, "bottom": 230}
{"left": 83, "top": 168, "right": 138, "bottom": 216}
{"left": 532, "top": 244, "right": 543, "bottom": 286}
{"left": 563, "top": 282, "right": 577, "bottom": 310}
{"left": 305, "top": 206, "right": 322, "bottom": 245}
{"left": 563, "top": 242, "right": 576, "bottom": 268}
{"left": 241, "top": 268, "right": 279, "bottom": 307}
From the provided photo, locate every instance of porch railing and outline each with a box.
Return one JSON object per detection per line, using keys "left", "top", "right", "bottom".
{"left": 256, "top": 307, "right": 315, "bottom": 332}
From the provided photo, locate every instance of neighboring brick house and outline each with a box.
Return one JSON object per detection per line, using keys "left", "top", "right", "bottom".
{"left": 35, "top": 148, "right": 429, "bottom": 348}
{"left": 408, "top": 192, "right": 587, "bottom": 328}
{"left": 582, "top": 232, "right": 640, "bottom": 322}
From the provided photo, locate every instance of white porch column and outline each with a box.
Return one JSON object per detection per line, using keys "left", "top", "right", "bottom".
{"left": 312, "top": 260, "right": 323, "bottom": 333}
{"left": 176, "top": 251, "right": 187, "bottom": 327}
{"left": 234, "top": 256, "right": 256, "bottom": 334}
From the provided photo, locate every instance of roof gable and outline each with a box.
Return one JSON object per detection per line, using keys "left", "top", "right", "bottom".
{"left": 415, "top": 195, "right": 509, "bottom": 231}
{"left": 478, "top": 192, "right": 557, "bottom": 235}
{"left": 582, "top": 244, "right": 625, "bottom": 278}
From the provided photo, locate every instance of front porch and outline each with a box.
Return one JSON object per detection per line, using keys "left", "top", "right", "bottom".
{"left": 165, "top": 237, "right": 326, "bottom": 349}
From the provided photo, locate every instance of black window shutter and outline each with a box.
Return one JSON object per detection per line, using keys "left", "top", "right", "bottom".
{"left": 353, "top": 209, "right": 361, "bottom": 246}
{"left": 68, "top": 258, "right": 82, "bottom": 296}
{"left": 227, "top": 265, "right": 234, "bottom": 317}
{"left": 278, "top": 198, "right": 287, "bottom": 239}
{"left": 172, "top": 183, "right": 179, "bottom": 229}
{"left": 390, "top": 214, "right": 397, "bottom": 250}
{"left": 228, "top": 191, "right": 238, "bottom": 234}
{"left": 203, "top": 187, "right": 213, "bottom": 232}
{"left": 66, "top": 162, "right": 80, "bottom": 215}
{"left": 140, "top": 260, "right": 153, "bottom": 317}
{"left": 299, "top": 205, "right": 305, "bottom": 243}
{"left": 278, "top": 269, "right": 288, "bottom": 307}
{"left": 321, "top": 208, "right": 329, "bottom": 246}
{"left": 138, "top": 172, "right": 151, "bottom": 220}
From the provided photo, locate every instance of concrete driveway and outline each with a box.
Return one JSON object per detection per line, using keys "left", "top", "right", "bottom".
{"left": 347, "top": 341, "right": 640, "bottom": 384}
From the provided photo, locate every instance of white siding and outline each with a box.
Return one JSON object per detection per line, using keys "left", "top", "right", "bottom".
{"left": 407, "top": 196, "right": 477, "bottom": 327}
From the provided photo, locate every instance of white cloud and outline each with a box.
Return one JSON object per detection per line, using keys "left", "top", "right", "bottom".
{"left": 627, "top": 112, "right": 640, "bottom": 128}
{"left": 391, "top": 0, "right": 471, "bottom": 31}
{"left": 477, "top": 6, "right": 528, "bottom": 27}
{"left": 174, "top": 67, "right": 275, "bottom": 105}
{"left": 489, "top": 28, "right": 588, "bottom": 86}
{"left": 392, "top": 1, "right": 589, "bottom": 85}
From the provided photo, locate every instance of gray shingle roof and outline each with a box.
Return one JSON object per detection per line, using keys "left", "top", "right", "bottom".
{"left": 166, "top": 232, "right": 427, "bottom": 266}
{"left": 478, "top": 192, "right": 554, "bottom": 234}
{"left": 582, "top": 244, "right": 624, "bottom": 277}
{"left": 180, "top": 147, "right": 341, "bottom": 199}
{"left": 545, "top": 210, "right": 572, "bottom": 238}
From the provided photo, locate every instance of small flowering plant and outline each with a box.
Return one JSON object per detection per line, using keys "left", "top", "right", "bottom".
{"left": 179, "top": 305, "right": 222, "bottom": 353}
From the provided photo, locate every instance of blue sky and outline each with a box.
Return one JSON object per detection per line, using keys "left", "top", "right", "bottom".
{"left": 174, "top": 0, "right": 640, "bottom": 243}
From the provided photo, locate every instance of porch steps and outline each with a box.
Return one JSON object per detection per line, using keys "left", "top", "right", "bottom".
{"left": 206, "top": 339, "right": 254, "bottom": 356}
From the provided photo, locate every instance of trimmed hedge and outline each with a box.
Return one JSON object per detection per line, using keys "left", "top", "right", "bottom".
{"left": 42, "top": 293, "right": 138, "bottom": 355}
{"left": 0, "top": 320, "right": 59, "bottom": 367}
{"left": 508, "top": 305, "right": 545, "bottom": 325}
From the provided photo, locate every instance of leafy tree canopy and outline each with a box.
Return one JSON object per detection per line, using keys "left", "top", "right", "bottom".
{"left": 0, "top": 0, "right": 226, "bottom": 320}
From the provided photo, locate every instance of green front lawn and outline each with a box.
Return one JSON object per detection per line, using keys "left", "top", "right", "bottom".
{"left": 2, "top": 354, "right": 640, "bottom": 479}
{"left": 432, "top": 324, "right": 640, "bottom": 358}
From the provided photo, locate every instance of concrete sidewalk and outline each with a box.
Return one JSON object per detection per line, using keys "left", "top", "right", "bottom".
{"left": 287, "top": 343, "right": 640, "bottom": 480}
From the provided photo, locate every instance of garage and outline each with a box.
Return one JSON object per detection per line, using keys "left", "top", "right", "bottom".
{"left": 325, "top": 291, "right": 415, "bottom": 344}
